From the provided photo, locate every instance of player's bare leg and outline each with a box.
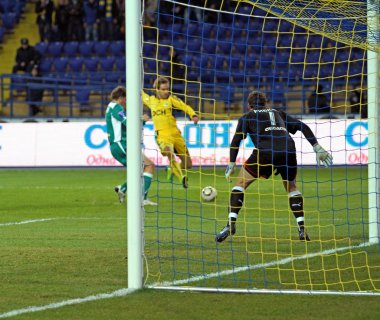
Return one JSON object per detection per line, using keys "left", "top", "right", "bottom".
{"left": 283, "top": 180, "right": 310, "bottom": 241}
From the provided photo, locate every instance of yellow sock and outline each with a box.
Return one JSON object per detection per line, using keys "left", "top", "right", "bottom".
{"left": 170, "top": 159, "right": 183, "bottom": 182}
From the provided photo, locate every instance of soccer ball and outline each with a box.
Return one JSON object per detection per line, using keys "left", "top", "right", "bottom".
{"left": 201, "top": 186, "right": 217, "bottom": 202}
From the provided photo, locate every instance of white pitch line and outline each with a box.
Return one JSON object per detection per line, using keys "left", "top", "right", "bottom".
{"left": 0, "top": 242, "right": 374, "bottom": 318}
{"left": 0, "top": 218, "right": 57, "bottom": 227}
{"left": 0, "top": 289, "right": 136, "bottom": 319}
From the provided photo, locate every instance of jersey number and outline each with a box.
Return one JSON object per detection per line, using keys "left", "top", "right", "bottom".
{"left": 268, "top": 111, "right": 276, "bottom": 125}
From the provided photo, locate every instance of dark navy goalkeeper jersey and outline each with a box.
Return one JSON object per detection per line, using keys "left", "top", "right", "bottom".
{"left": 230, "top": 108, "right": 317, "bottom": 162}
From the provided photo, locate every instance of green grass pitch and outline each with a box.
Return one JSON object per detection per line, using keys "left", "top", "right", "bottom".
{"left": 0, "top": 167, "right": 379, "bottom": 319}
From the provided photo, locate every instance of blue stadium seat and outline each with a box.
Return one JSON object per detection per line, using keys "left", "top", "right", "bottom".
{"left": 319, "top": 64, "right": 332, "bottom": 78}
{"left": 187, "top": 38, "right": 201, "bottom": 52}
{"left": 215, "top": 55, "right": 227, "bottom": 69}
{"left": 83, "top": 57, "right": 99, "bottom": 72}
{"left": 263, "top": 19, "right": 278, "bottom": 32}
{"left": 2, "top": 12, "right": 16, "bottom": 30}
{"left": 99, "top": 57, "right": 115, "bottom": 71}
{"left": 218, "top": 41, "right": 232, "bottom": 54}
{"left": 230, "top": 56, "right": 241, "bottom": 69}
{"left": 290, "top": 50, "right": 305, "bottom": 63}
{"left": 109, "top": 40, "right": 125, "bottom": 56}
{"left": 75, "top": 89, "right": 90, "bottom": 106}
{"left": 334, "top": 62, "right": 349, "bottom": 77}
{"left": 47, "top": 42, "right": 64, "bottom": 57}
{"left": 78, "top": 41, "right": 94, "bottom": 57}
{"left": 0, "top": 27, "right": 4, "bottom": 43}
{"left": 306, "top": 51, "right": 320, "bottom": 63}
{"left": 203, "top": 39, "right": 217, "bottom": 53}
{"left": 215, "top": 70, "right": 230, "bottom": 83}
{"left": 115, "top": 57, "right": 126, "bottom": 70}
{"left": 63, "top": 41, "right": 79, "bottom": 57}
{"left": 105, "top": 73, "right": 120, "bottom": 84}
{"left": 183, "top": 23, "right": 198, "bottom": 36}
{"left": 53, "top": 57, "right": 69, "bottom": 72}
{"left": 93, "top": 41, "right": 110, "bottom": 56}
{"left": 143, "top": 42, "right": 156, "bottom": 57}
{"left": 35, "top": 42, "right": 48, "bottom": 56}
{"left": 157, "top": 44, "right": 171, "bottom": 57}
{"left": 90, "top": 72, "right": 104, "bottom": 83}
{"left": 172, "top": 23, "right": 183, "bottom": 35}
{"left": 234, "top": 43, "right": 247, "bottom": 55}
{"left": 68, "top": 57, "right": 84, "bottom": 72}
{"left": 200, "top": 70, "right": 215, "bottom": 83}
{"left": 39, "top": 58, "right": 53, "bottom": 73}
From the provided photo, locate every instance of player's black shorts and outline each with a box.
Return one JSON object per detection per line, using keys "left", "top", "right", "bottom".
{"left": 243, "top": 149, "right": 297, "bottom": 181}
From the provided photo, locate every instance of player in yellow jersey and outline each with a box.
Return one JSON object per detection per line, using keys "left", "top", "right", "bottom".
{"left": 142, "top": 77, "right": 199, "bottom": 188}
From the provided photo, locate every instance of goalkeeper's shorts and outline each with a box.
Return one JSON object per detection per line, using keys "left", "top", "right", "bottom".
{"left": 244, "top": 149, "right": 298, "bottom": 181}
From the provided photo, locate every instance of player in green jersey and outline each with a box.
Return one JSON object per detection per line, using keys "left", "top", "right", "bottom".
{"left": 105, "top": 86, "right": 156, "bottom": 205}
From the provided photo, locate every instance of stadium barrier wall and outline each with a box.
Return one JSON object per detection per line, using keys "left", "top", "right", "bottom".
{"left": 0, "top": 120, "right": 368, "bottom": 167}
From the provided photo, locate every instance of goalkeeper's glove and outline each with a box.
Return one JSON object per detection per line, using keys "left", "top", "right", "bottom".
{"left": 225, "top": 162, "right": 236, "bottom": 182}
{"left": 313, "top": 143, "right": 333, "bottom": 167}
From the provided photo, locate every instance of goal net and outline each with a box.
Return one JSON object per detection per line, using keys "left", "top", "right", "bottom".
{"left": 139, "top": 0, "right": 380, "bottom": 294}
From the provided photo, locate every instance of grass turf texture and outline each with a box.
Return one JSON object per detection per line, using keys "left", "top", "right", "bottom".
{"left": 0, "top": 167, "right": 379, "bottom": 319}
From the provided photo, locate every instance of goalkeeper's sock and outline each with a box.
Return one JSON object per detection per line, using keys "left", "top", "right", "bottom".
{"left": 143, "top": 172, "right": 153, "bottom": 200}
{"left": 229, "top": 186, "right": 245, "bottom": 215}
{"left": 289, "top": 191, "right": 305, "bottom": 230}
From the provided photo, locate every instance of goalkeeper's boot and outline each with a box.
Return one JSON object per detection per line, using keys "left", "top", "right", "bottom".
{"left": 182, "top": 176, "right": 188, "bottom": 189}
{"left": 215, "top": 222, "right": 236, "bottom": 242}
{"left": 143, "top": 199, "right": 158, "bottom": 206}
{"left": 114, "top": 185, "right": 125, "bottom": 204}
{"left": 166, "top": 166, "right": 173, "bottom": 182}
{"left": 298, "top": 228, "right": 310, "bottom": 241}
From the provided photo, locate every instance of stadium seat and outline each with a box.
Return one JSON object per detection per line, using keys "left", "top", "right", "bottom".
{"left": 157, "top": 44, "right": 171, "bottom": 57}
{"left": 115, "top": 57, "right": 126, "bottom": 70}
{"left": 183, "top": 23, "right": 198, "bottom": 36}
{"left": 203, "top": 40, "right": 217, "bottom": 53}
{"left": 35, "top": 42, "right": 48, "bottom": 56}
{"left": 53, "top": 57, "right": 69, "bottom": 72}
{"left": 83, "top": 57, "right": 99, "bottom": 72}
{"left": 105, "top": 73, "right": 120, "bottom": 84}
{"left": 218, "top": 41, "right": 232, "bottom": 54}
{"left": 143, "top": 42, "right": 156, "bottom": 57}
{"left": 2, "top": 12, "right": 16, "bottom": 30}
{"left": 68, "top": 57, "right": 84, "bottom": 72}
{"left": 47, "top": 42, "right": 64, "bottom": 57}
{"left": 63, "top": 41, "right": 79, "bottom": 57}
{"left": 187, "top": 38, "right": 201, "bottom": 52}
{"left": 109, "top": 40, "right": 125, "bottom": 56}
{"left": 306, "top": 51, "right": 321, "bottom": 63}
{"left": 93, "top": 41, "right": 110, "bottom": 56}
{"left": 78, "top": 41, "right": 94, "bottom": 57}
{"left": 90, "top": 72, "right": 104, "bottom": 83}
{"left": 215, "top": 55, "right": 227, "bottom": 69}
{"left": 75, "top": 88, "right": 91, "bottom": 109}
{"left": 172, "top": 23, "right": 183, "bottom": 35}
{"left": 39, "top": 58, "right": 53, "bottom": 73}
{"left": 99, "top": 57, "right": 115, "bottom": 72}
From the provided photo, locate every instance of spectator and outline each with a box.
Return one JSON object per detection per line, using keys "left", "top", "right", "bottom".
{"left": 27, "top": 65, "right": 44, "bottom": 116}
{"left": 98, "top": 0, "right": 115, "bottom": 40}
{"left": 307, "top": 85, "right": 330, "bottom": 114}
{"left": 113, "top": 0, "right": 125, "bottom": 40}
{"left": 67, "top": 0, "right": 84, "bottom": 41}
{"left": 55, "top": 0, "right": 70, "bottom": 42}
{"left": 12, "top": 38, "right": 41, "bottom": 74}
{"left": 83, "top": 0, "right": 99, "bottom": 41}
{"left": 350, "top": 86, "right": 368, "bottom": 119}
{"left": 35, "top": 0, "right": 55, "bottom": 42}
